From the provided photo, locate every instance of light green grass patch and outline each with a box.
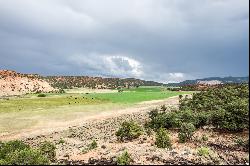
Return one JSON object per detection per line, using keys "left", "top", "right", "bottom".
{"left": 87, "top": 89, "right": 191, "bottom": 103}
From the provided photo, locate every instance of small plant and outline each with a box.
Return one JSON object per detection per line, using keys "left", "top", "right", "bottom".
{"left": 81, "top": 140, "right": 98, "bottom": 154}
{"left": 58, "top": 89, "right": 65, "bottom": 93}
{"left": 116, "top": 121, "right": 143, "bottom": 141}
{"left": 58, "top": 138, "right": 65, "bottom": 144}
{"left": 155, "top": 128, "right": 172, "bottom": 149}
{"left": 89, "top": 140, "right": 97, "bottom": 150}
{"left": 117, "top": 151, "right": 132, "bottom": 165}
{"left": 234, "top": 138, "right": 249, "bottom": 149}
{"left": 39, "top": 141, "right": 56, "bottom": 161}
{"left": 179, "top": 94, "right": 183, "bottom": 100}
{"left": 160, "top": 105, "right": 167, "bottom": 112}
{"left": 178, "top": 123, "right": 196, "bottom": 143}
{"left": 37, "top": 94, "right": 46, "bottom": 97}
{"left": 197, "top": 147, "right": 210, "bottom": 157}
{"left": 201, "top": 134, "right": 208, "bottom": 142}
{"left": 144, "top": 123, "right": 153, "bottom": 136}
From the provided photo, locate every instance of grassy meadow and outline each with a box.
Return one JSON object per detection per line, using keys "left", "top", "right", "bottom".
{"left": 0, "top": 86, "right": 192, "bottom": 134}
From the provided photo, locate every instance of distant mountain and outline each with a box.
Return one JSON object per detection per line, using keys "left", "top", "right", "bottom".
{"left": 167, "top": 76, "right": 249, "bottom": 87}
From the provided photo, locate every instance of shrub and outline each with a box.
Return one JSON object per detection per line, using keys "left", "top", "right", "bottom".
{"left": 117, "top": 151, "right": 132, "bottom": 165}
{"left": 201, "top": 134, "right": 208, "bottom": 142}
{"left": 197, "top": 147, "right": 210, "bottom": 157}
{"left": 89, "top": 140, "right": 97, "bottom": 150}
{"left": 148, "top": 109, "right": 159, "bottom": 120}
{"left": 116, "top": 121, "right": 143, "bottom": 141}
{"left": 58, "top": 138, "right": 65, "bottom": 144}
{"left": 81, "top": 140, "right": 98, "bottom": 154}
{"left": 148, "top": 111, "right": 180, "bottom": 129}
{"left": 58, "top": 89, "right": 65, "bottom": 93}
{"left": 210, "top": 99, "right": 249, "bottom": 131}
{"left": 178, "top": 123, "right": 196, "bottom": 143}
{"left": 39, "top": 141, "right": 56, "bottom": 161}
{"left": 5, "top": 148, "right": 49, "bottom": 165}
{"left": 234, "top": 138, "right": 249, "bottom": 149}
{"left": 0, "top": 140, "right": 30, "bottom": 159}
{"left": 155, "top": 128, "right": 172, "bottom": 149}
{"left": 0, "top": 159, "right": 7, "bottom": 165}
{"left": 160, "top": 105, "right": 167, "bottom": 112}
{"left": 195, "top": 111, "right": 210, "bottom": 128}
{"left": 37, "top": 94, "right": 46, "bottom": 97}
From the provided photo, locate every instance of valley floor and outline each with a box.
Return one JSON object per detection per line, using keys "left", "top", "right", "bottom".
{"left": 0, "top": 87, "right": 189, "bottom": 139}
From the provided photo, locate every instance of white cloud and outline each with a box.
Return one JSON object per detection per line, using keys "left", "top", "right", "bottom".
{"left": 169, "top": 73, "right": 184, "bottom": 78}
{"left": 67, "top": 53, "right": 143, "bottom": 78}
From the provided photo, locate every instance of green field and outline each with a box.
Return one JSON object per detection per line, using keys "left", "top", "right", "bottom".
{"left": 88, "top": 89, "right": 187, "bottom": 103}
{"left": 0, "top": 86, "right": 192, "bottom": 134}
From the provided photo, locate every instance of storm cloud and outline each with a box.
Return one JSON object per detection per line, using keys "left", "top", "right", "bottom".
{"left": 0, "top": 0, "right": 249, "bottom": 83}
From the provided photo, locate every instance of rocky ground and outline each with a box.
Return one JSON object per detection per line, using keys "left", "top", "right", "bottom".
{"left": 22, "top": 104, "right": 249, "bottom": 165}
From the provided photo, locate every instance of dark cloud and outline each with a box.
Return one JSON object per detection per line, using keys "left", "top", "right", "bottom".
{"left": 0, "top": 0, "right": 248, "bottom": 83}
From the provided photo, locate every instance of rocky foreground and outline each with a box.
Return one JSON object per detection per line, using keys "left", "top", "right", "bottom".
{"left": 22, "top": 105, "right": 249, "bottom": 165}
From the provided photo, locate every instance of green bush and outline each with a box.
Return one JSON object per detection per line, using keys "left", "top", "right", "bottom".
{"left": 89, "top": 140, "right": 97, "bottom": 150}
{"left": 117, "top": 151, "right": 132, "bottom": 165}
{"left": 116, "top": 121, "right": 143, "bottom": 141}
{"left": 81, "top": 140, "right": 98, "bottom": 154}
{"left": 234, "top": 138, "right": 249, "bottom": 149}
{"left": 37, "top": 94, "right": 46, "bottom": 97}
{"left": 39, "top": 141, "right": 56, "bottom": 161}
{"left": 210, "top": 99, "right": 249, "bottom": 131}
{"left": 148, "top": 111, "right": 180, "bottom": 129}
{"left": 58, "top": 138, "right": 65, "bottom": 144}
{"left": 197, "top": 147, "right": 210, "bottom": 157}
{"left": 5, "top": 148, "right": 49, "bottom": 165}
{"left": 0, "top": 140, "right": 50, "bottom": 165}
{"left": 155, "top": 128, "right": 172, "bottom": 149}
{"left": 178, "top": 123, "right": 195, "bottom": 143}
{"left": 201, "top": 134, "right": 208, "bottom": 142}
{"left": 0, "top": 140, "right": 30, "bottom": 159}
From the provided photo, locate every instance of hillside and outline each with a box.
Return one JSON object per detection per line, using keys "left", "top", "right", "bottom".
{"left": 44, "top": 76, "right": 163, "bottom": 89}
{"left": 167, "top": 76, "right": 249, "bottom": 87}
{"left": 0, "top": 70, "right": 57, "bottom": 97}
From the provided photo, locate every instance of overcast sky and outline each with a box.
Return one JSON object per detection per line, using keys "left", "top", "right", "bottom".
{"left": 0, "top": 0, "right": 249, "bottom": 83}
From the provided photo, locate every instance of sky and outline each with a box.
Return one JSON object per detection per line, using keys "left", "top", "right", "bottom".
{"left": 0, "top": 0, "right": 249, "bottom": 83}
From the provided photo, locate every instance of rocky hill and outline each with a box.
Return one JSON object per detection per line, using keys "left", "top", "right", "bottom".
{"left": 0, "top": 70, "right": 57, "bottom": 97}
